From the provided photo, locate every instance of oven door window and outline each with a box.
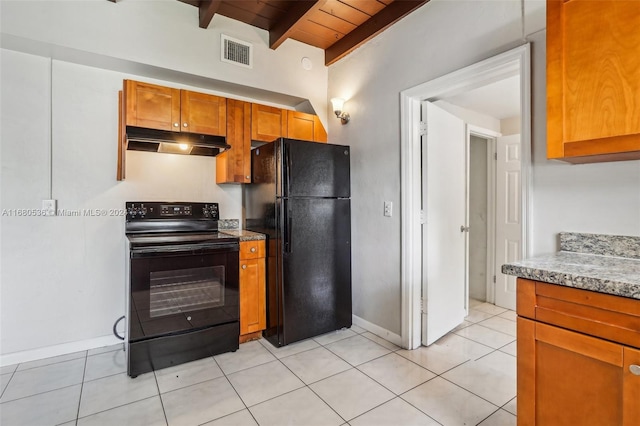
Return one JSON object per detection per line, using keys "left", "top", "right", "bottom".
{"left": 150, "top": 266, "right": 224, "bottom": 317}
{"left": 129, "top": 251, "right": 239, "bottom": 341}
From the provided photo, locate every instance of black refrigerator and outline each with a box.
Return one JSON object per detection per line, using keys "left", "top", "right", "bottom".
{"left": 244, "top": 138, "right": 352, "bottom": 347}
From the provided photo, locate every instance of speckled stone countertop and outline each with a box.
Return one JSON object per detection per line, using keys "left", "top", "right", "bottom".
{"left": 502, "top": 233, "right": 640, "bottom": 300}
{"left": 220, "top": 229, "right": 266, "bottom": 241}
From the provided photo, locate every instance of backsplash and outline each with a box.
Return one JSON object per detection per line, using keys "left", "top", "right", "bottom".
{"left": 560, "top": 232, "right": 640, "bottom": 259}
{"left": 218, "top": 219, "right": 240, "bottom": 230}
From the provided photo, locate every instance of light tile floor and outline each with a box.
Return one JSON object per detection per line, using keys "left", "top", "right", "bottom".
{"left": 0, "top": 301, "right": 517, "bottom": 426}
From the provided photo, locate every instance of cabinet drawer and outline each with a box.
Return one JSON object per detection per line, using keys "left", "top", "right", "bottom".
{"left": 240, "top": 240, "right": 265, "bottom": 260}
{"left": 517, "top": 278, "right": 640, "bottom": 349}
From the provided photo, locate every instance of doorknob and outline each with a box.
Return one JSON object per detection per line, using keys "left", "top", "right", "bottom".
{"left": 631, "top": 365, "right": 640, "bottom": 375}
{"left": 460, "top": 225, "right": 470, "bottom": 233}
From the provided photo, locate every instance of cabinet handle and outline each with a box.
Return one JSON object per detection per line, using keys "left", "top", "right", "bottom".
{"left": 631, "top": 365, "right": 640, "bottom": 376}
{"left": 183, "top": 122, "right": 188, "bottom": 128}
{"left": 250, "top": 247, "right": 256, "bottom": 253}
{"left": 242, "top": 264, "right": 247, "bottom": 270}
{"left": 173, "top": 123, "right": 179, "bottom": 127}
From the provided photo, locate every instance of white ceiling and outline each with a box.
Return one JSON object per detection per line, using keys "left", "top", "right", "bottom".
{"left": 442, "top": 75, "right": 520, "bottom": 120}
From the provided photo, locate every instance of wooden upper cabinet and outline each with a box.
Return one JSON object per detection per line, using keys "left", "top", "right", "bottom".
{"left": 216, "top": 99, "right": 251, "bottom": 184}
{"left": 124, "top": 80, "right": 226, "bottom": 137}
{"left": 251, "top": 104, "right": 287, "bottom": 143}
{"left": 287, "top": 110, "right": 328, "bottom": 143}
{"left": 125, "top": 80, "right": 180, "bottom": 132}
{"left": 180, "top": 90, "right": 226, "bottom": 136}
{"left": 547, "top": 0, "right": 640, "bottom": 163}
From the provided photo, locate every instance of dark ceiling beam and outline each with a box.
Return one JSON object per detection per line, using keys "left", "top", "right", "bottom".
{"left": 324, "top": 0, "right": 429, "bottom": 66}
{"left": 199, "top": 0, "right": 223, "bottom": 29}
{"left": 269, "top": 0, "right": 324, "bottom": 50}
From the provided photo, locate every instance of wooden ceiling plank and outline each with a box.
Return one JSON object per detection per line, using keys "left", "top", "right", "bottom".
{"left": 269, "top": 0, "right": 327, "bottom": 50}
{"left": 297, "top": 19, "right": 346, "bottom": 42}
{"left": 339, "top": 0, "right": 387, "bottom": 17}
{"left": 226, "top": 0, "right": 289, "bottom": 21}
{"left": 217, "top": 2, "right": 274, "bottom": 30}
{"left": 309, "top": 10, "right": 357, "bottom": 34}
{"left": 290, "top": 29, "right": 336, "bottom": 50}
{"left": 177, "top": 0, "right": 200, "bottom": 7}
{"left": 320, "top": 0, "right": 369, "bottom": 25}
{"left": 325, "top": 0, "right": 428, "bottom": 65}
{"left": 199, "top": 0, "right": 223, "bottom": 29}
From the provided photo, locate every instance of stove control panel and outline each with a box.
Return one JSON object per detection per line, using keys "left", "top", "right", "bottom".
{"left": 160, "top": 204, "right": 192, "bottom": 216}
{"left": 126, "top": 202, "right": 219, "bottom": 221}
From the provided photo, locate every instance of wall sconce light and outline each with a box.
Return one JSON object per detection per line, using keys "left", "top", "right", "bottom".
{"left": 331, "top": 98, "right": 350, "bottom": 124}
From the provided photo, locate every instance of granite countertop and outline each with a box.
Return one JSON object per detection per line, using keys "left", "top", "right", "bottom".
{"left": 220, "top": 229, "right": 266, "bottom": 241}
{"left": 503, "top": 232, "right": 640, "bottom": 300}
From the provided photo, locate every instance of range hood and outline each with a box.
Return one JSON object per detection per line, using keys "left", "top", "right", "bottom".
{"left": 125, "top": 126, "right": 230, "bottom": 157}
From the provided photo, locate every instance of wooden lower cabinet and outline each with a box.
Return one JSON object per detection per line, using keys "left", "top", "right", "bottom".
{"left": 517, "top": 278, "right": 640, "bottom": 426}
{"left": 239, "top": 240, "right": 266, "bottom": 342}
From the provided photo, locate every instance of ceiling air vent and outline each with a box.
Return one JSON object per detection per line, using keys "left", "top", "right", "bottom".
{"left": 221, "top": 34, "right": 253, "bottom": 68}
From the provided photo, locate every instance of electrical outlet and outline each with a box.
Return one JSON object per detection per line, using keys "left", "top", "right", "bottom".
{"left": 42, "top": 199, "right": 57, "bottom": 216}
{"left": 384, "top": 201, "right": 392, "bottom": 217}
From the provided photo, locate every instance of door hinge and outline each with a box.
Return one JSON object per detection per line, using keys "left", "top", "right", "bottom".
{"left": 493, "top": 275, "right": 497, "bottom": 284}
{"left": 494, "top": 152, "right": 497, "bottom": 160}
{"left": 419, "top": 121, "right": 428, "bottom": 136}
{"left": 421, "top": 297, "right": 427, "bottom": 314}
{"left": 419, "top": 210, "right": 426, "bottom": 224}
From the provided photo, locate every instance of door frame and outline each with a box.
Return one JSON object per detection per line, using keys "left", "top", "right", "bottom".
{"left": 400, "top": 44, "right": 532, "bottom": 349}
{"left": 467, "top": 125, "right": 501, "bottom": 307}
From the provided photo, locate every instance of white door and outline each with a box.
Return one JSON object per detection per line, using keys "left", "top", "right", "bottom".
{"left": 421, "top": 101, "right": 468, "bottom": 346}
{"left": 494, "top": 134, "right": 522, "bottom": 310}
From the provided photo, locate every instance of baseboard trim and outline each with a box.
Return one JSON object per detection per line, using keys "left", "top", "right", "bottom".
{"left": 352, "top": 315, "right": 403, "bottom": 347}
{"left": 0, "top": 334, "right": 122, "bottom": 367}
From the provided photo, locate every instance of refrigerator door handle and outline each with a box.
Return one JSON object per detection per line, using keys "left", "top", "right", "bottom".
{"left": 284, "top": 144, "right": 291, "bottom": 197}
{"left": 283, "top": 200, "right": 292, "bottom": 253}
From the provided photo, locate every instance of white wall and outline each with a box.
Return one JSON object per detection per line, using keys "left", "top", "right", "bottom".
{"left": 327, "top": 0, "right": 640, "bottom": 336}
{"left": 0, "top": 0, "right": 328, "bottom": 122}
{"left": 0, "top": 0, "right": 328, "bottom": 362}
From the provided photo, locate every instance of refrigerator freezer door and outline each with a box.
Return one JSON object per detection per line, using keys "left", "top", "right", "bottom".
{"left": 279, "top": 197, "right": 352, "bottom": 345}
{"left": 280, "top": 139, "right": 350, "bottom": 198}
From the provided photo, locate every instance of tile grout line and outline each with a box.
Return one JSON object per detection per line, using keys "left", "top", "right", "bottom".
{"left": 152, "top": 369, "right": 170, "bottom": 426}
{"left": 474, "top": 406, "right": 504, "bottom": 426}
{"left": 0, "top": 368, "right": 16, "bottom": 401}
{"left": 73, "top": 352, "right": 89, "bottom": 425}
{"left": 438, "top": 374, "right": 507, "bottom": 411}
{"left": 272, "top": 349, "right": 348, "bottom": 425}
{"left": 211, "top": 353, "right": 262, "bottom": 426}
{"left": 394, "top": 395, "right": 446, "bottom": 426}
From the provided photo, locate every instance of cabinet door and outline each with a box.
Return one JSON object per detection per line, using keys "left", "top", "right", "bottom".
{"left": 216, "top": 99, "right": 251, "bottom": 184}
{"left": 547, "top": 0, "right": 640, "bottom": 163}
{"left": 287, "top": 111, "right": 327, "bottom": 143}
{"left": 124, "top": 80, "right": 181, "bottom": 131}
{"left": 518, "top": 318, "right": 640, "bottom": 425}
{"left": 239, "top": 258, "right": 266, "bottom": 335}
{"left": 180, "top": 90, "right": 227, "bottom": 136}
{"left": 251, "top": 104, "right": 287, "bottom": 142}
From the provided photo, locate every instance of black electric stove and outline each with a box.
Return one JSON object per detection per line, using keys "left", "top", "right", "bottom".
{"left": 125, "top": 202, "right": 240, "bottom": 377}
